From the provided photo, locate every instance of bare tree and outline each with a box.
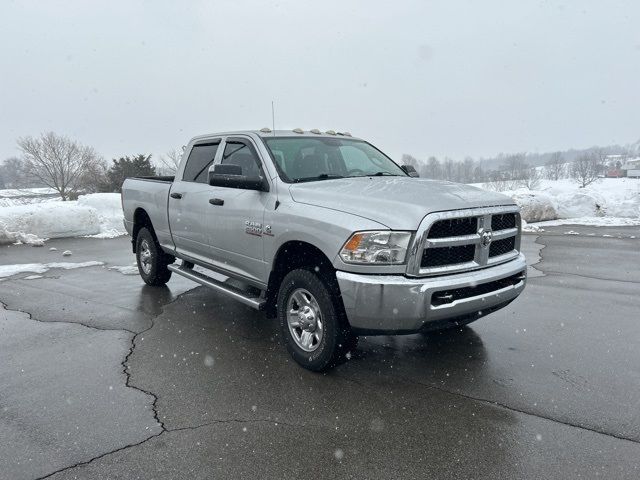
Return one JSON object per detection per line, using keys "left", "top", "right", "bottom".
{"left": 520, "top": 167, "right": 543, "bottom": 190}
{"left": 570, "top": 152, "right": 601, "bottom": 188}
{"left": 0, "top": 157, "right": 28, "bottom": 188}
{"left": 17, "top": 132, "right": 102, "bottom": 200}
{"left": 78, "top": 159, "right": 108, "bottom": 195}
{"left": 158, "top": 148, "right": 183, "bottom": 174}
{"left": 461, "top": 157, "right": 475, "bottom": 183}
{"left": 500, "top": 153, "right": 528, "bottom": 186}
{"left": 544, "top": 152, "right": 564, "bottom": 180}
{"left": 483, "top": 170, "right": 510, "bottom": 191}
{"left": 424, "top": 156, "right": 441, "bottom": 179}
{"left": 442, "top": 157, "right": 455, "bottom": 181}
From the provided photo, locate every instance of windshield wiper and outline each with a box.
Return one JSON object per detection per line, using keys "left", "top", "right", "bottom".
{"left": 352, "top": 171, "right": 400, "bottom": 177}
{"left": 293, "top": 173, "right": 344, "bottom": 183}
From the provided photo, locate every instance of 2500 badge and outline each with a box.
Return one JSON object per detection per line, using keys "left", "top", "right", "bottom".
{"left": 244, "top": 221, "right": 273, "bottom": 237}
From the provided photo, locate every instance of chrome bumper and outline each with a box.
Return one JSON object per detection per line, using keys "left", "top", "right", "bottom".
{"left": 336, "top": 254, "right": 527, "bottom": 334}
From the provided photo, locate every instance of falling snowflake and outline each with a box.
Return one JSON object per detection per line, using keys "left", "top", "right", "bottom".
{"left": 370, "top": 417, "right": 384, "bottom": 432}
{"left": 204, "top": 355, "right": 215, "bottom": 367}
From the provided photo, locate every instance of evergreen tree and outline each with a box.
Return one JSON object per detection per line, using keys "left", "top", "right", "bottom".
{"left": 106, "top": 154, "right": 155, "bottom": 192}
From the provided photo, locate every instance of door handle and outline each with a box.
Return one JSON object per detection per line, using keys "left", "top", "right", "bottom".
{"left": 209, "top": 198, "right": 224, "bottom": 206}
{"left": 170, "top": 192, "right": 183, "bottom": 199}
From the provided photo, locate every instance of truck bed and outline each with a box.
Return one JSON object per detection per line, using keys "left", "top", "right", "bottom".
{"left": 121, "top": 177, "right": 175, "bottom": 251}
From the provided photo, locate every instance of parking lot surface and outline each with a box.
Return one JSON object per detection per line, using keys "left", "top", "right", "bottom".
{"left": 1, "top": 227, "right": 639, "bottom": 479}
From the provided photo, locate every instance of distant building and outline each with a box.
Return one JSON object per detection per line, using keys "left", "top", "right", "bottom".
{"left": 621, "top": 158, "right": 640, "bottom": 178}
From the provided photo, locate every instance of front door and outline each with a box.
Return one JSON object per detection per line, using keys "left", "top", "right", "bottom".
{"left": 205, "top": 137, "right": 272, "bottom": 285}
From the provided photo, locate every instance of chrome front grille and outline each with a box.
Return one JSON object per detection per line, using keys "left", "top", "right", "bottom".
{"left": 407, "top": 206, "right": 521, "bottom": 277}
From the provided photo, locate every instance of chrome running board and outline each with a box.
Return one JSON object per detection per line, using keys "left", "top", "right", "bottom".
{"left": 168, "top": 264, "right": 266, "bottom": 310}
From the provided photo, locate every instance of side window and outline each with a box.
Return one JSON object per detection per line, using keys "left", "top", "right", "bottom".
{"left": 339, "top": 145, "right": 371, "bottom": 171}
{"left": 221, "top": 141, "right": 262, "bottom": 179}
{"left": 182, "top": 143, "right": 219, "bottom": 183}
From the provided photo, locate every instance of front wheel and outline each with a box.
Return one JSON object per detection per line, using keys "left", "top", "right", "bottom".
{"left": 136, "top": 227, "right": 173, "bottom": 286}
{"left": 277, "top": 268, "right": 356, "bottom": 371}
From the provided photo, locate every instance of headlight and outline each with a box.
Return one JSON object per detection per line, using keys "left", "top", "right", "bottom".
{"left": 339, "top": 231, "right": 412, "bottom": 264}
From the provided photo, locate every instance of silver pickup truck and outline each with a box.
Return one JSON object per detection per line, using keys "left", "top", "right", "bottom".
{"left": 122, "top": 129, "right": 526, "bottom": 370}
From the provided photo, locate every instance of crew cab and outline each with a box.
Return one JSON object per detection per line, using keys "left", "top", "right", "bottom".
{"left": 122, "top": 129, "right": 526, "bottom": 370}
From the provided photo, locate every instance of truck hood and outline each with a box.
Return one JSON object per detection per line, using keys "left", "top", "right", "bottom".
{"left": 288, "top": 177, "right": 515, "bottom": 229}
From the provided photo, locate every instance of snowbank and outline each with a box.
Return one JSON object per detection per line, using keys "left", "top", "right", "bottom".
{"left": 77, "top": 193, "right": 126, "bottom": 238}
{"left": 478, "top": 178, "right": 640, "bottom": 225}
{"left": 0, "top": 203, "right": 101, "bottom": 244}
{"left": 505, "top": 191, "right": 557, "bottom": 222}
{"left": 0, "top": 193, "right": 125, "bottom": 244}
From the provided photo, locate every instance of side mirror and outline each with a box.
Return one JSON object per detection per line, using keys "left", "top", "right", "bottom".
{"left": 401, "top": 165, "right": 419, "bottom": 177}
{"left": 208, "top": 164, "right": 268, "bottom": 191}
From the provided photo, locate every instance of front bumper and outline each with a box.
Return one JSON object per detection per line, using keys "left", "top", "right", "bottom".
{"left": 336, "top": 254, "right": 527, "bottom": 334}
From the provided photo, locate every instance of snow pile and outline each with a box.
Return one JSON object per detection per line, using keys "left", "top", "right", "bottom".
{"left": 554, "top": 191, "right": 605, "bottom": 218}
{"left": 77, "top": 193, "right": 126, "bottom": 238}
{"left": 521, "top": 219, "right": 543, "bottom": 232}
{"left": 0, "top": 203, "right": 101, "bottom": 244}
{"left": 0, "top": 226, "right": 47, "bottom": 246}
{"left": 0, "top": 193, "right": 125, "bottom": 244}
{"left": 478, "top": 178, "right": 640, "bottom": 225}
{"left": 0, "top": 261, "right": 104, "bottom": 278}
{"left": 505, "top": 190, "right": 557, "bottom": 222}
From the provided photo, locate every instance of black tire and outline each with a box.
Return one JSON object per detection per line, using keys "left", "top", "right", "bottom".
{"left": 277, "top": 268, "right": 355, "bottom": 371}
{"left": 136, "top": 227, "right": 173, "bottom": 286}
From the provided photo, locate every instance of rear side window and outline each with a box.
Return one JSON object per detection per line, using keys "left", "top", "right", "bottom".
{"left": 182, "top": 143, "right": 219, "bottom": 183}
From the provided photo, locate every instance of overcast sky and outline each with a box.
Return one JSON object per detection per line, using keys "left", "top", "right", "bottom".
{"left": 1, "top": 0, "right": 639, "bottom": 163}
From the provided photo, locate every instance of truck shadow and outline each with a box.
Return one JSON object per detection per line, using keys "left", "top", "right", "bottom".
{"left": 343, "top": 326, "right": 489, "bottom": 382}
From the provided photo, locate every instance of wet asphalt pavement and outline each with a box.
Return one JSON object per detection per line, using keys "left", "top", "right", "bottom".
{"left": 1, "top": 227, "right": 639, "bottom": 479}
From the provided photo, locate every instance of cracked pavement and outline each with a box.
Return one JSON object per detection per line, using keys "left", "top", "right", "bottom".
{"left": 1, "top": 229, "right": 640, "bottom": 479}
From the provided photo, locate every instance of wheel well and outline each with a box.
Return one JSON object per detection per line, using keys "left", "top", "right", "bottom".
{"left": 132, "top": 208, "right": 154, "bottom": 253}
{"left": 265, "top": 241, "right": 338, "bottom": 318}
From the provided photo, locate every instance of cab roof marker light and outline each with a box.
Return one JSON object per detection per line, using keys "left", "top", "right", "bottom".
{"left": 293, "top": 128, "right": 304, "bottom": 134}
{"left": 343, "top": 132, "right": 352, "bottom": 137}
{"left": 260, "top": 127, "right": 272, "bottom": 133}
{"left": 325, "top": 130, "right": 336, "bottom": 135}
{"left": 310, "top": 128, "right": 321, "bottom": 134}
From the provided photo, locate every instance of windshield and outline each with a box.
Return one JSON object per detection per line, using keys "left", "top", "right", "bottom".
{"left": 262, "top": 137, "right": 407, "bottom": 182}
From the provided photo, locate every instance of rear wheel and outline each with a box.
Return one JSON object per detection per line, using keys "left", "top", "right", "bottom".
{"left": 277, "top": 268, "right": 356, "bottom": 371}
{"left": 136, "top": 227, "right": 173, "bottom": 286}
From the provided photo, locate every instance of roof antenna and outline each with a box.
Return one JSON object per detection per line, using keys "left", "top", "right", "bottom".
{"left": 271, "top": 100, "right": 276, "bottom": 136}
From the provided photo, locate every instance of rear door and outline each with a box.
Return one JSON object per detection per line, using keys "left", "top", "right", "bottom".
{"left": 205, "top": 136, "right": 272, "bottom": 285}
{"left": 168, "top": 139, "right": 221, "bottom": 262}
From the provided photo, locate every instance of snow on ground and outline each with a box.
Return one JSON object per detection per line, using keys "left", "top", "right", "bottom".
{"left": 0, "top": 203, "right": 101, "bottom": 244}
{"left": 108, "top": 264, "right": 139, "bottom": 275}
{"left": 477, "top": 178, "right": 640, "bottom": 226}
{"left": 0, "top": 261, "right": 104, "bottom": 278}
{"left": 0, "top": 193, "right": 125, "bottom": 245}
{"left": 534, "top": 216, "right": 640, "bottom": 227}
{"left": 0, "top": 188, "right": 60, "bottom": 208}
